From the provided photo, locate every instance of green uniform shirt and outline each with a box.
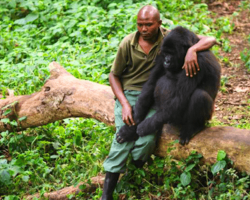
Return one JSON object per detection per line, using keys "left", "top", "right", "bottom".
{"left": 111, "top": 27, "right": 169, "bottom": 91}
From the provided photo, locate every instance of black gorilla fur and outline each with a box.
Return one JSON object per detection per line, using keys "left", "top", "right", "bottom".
{"left": 116, "top": 26, "right": 221, "bottom": 145}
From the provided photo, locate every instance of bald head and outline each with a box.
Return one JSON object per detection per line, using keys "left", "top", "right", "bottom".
{"left": 137, "top": 5, "right": 160, "bottom": 22}
{"left": 136, "top": 5, "right": 162, "bottom": 41}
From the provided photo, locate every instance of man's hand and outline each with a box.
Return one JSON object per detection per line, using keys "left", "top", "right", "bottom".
{"left": 182, "top": 47, "right": 199, "bottom": 77}
{"left": 122, "top": 102, "right": 135, "bottom": 126}
{"left": 109, "top": 72, "right": 136, "bottom": 126}
{"left": 182, "top": 34, "right": 217, "bottom": 77}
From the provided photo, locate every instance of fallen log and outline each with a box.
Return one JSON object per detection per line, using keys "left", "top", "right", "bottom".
{"left": 0, "top": 62, "right": 115, "bottom": 132}
{"left": 25, "top": 175, "right": 105, "bottom": 200}
{"left": 157, "top": 124, "right": 250, "bottom": 174}
{"left": 1, "top": 62, "right": 250, "bottom": 175}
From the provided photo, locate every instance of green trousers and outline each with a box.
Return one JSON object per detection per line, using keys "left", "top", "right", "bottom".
{"left": 103, "top": 90, "right": 156, "bottom": 173}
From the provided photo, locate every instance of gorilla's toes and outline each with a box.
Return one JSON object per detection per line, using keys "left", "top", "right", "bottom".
{"left": 179, "top": 136, "right": 190, "bottom": 146}
{"left": 116, "top": 125, "right": 138, "bottom": 143}
{"left": 116, "top": 134, "right": 125, "bottom": 144}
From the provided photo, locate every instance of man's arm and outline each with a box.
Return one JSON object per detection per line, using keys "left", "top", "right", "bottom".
{"left": 182, "top": 35, "right": 217, "bottom": 77}
{"left": 109, "top": 72, "right": 135, "bottom": 126}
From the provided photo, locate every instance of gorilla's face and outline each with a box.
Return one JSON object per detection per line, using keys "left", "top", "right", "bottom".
{"left": 160, "top": 35, "right": 189, "bottom": 73}
{"left": 163, "top": 55, "right": 171, "bottom": 69}
{"left": 160, "top": 40, "right": 180, "bottom": 73}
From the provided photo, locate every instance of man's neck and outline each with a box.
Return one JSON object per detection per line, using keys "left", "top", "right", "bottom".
{"left": 138, "top": 34, "right": 158, "bottom": 55}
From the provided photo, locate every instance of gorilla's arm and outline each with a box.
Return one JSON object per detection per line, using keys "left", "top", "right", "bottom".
{"left": 133, "top": 63, "right": 164, "bottom": 123}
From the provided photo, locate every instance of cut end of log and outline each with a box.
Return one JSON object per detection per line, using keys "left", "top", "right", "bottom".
{"left": 48, "top": 62, "right": 72, "bottom": 79}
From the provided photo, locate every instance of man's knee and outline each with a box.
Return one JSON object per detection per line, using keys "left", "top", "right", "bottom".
{"left": 138, "top": 134, "right": 156, "bottom": 148}
{"left": 142, "top": 138, "right": 155, "bottom": 151}
{"left": 132, "top": 134, "right": 156, "bottom": 161}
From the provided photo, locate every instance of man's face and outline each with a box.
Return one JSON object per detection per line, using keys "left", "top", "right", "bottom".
{"left": 137, "top": 15, "right": 161, "bottom": 41}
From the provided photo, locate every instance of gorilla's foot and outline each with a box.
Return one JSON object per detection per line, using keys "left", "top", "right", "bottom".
{"left": 116, "top": 125, "right": 138, "bottom": 144}
{"left": 179, "top": 136, "right": 191, "bottom": 146}
{"left": 179, "top": 125, "right": 205, "bottom": 146}
{"left": 136, "top": 119, "right": 155, "bottom": 137}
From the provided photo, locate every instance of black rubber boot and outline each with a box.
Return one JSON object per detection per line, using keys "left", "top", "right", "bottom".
{"left": 101, "top": 172, "right": 120, "bottom": 200}
{"left": 131, "top": 160, "right": 145, "bottom": 168}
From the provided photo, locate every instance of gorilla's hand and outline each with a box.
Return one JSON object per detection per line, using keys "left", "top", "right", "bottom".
{"left": 116, "top": 125, "right": 138, "bottom": 144}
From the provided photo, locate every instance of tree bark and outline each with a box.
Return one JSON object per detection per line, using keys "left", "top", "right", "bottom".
{"left": 1, "top": 62, "right": 250, "bottom": 174}
{"left": 157, "top": 124, "right": 250, "bottom": 174}
{"left": 25, "top": 175, "right": 105, "bottom": 200}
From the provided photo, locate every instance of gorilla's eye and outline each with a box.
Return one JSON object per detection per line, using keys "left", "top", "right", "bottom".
{"left": 165, "top": 55, "right": 171, "bottom": 63}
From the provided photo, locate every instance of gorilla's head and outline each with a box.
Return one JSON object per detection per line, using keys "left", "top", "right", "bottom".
{"left": 160, "top": 26, "right": 200, "bottom": 73}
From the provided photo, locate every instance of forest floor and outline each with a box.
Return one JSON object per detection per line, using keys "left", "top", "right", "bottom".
{"left": 208, "top": 1, "right": 250, "bottom": 127}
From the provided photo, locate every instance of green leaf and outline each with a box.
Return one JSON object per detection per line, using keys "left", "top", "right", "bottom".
{"left": 52, "top": 142, "right": 61, "bottom": 149}
{"left": 19, "top": 116, "right": 27, "bottom": 121}
{"left": 25, "top": 13, "right": 39, "bottom": 23}
{"left": 1, "top": 118, "right": 10, "bottom": 124}
{"left": 185, "top": 163, "right": 196, "bottom": 172}
{"left": 14, "top": 13, "right": 38, "bottom": 25}
{"left": 14, "top": 18, "right": 26, "bottom": 25}
{"left": 211, "top": 160, "right": 227, "bottom": 175}
{"left": 0, "top": 170, "right": 11, "bottom": 184}
{"left": 8, "top": 166, "right": 21, "bottom": 177}
{"left": 22, "top": 175, "right": 30, "bottom": 182}
{"left": 74, "top": 134, "right": 82, "bottom": 146}
{"left": 180, "top": 171, "right": 191, "bottom": 186}
{"left": 10, "top": 121, "right": 18, "bottom": 126}
{"left": 1, "top": 101, "right": 18, "bottom": 110}
{"left": 3, "top": 108, "right": 11, "bottom": 116}
{"left": 0, "top": 159, "right": 7, "bottom": 165}
{"left": 79, "top": 184, "right": 87, "bottom": 190}
{"left": 9, "top": 0, "right": 16, "bottom": 8}
{"left": 50, "top": 155, "right": 59, "bottom": 159}
{"left": 217, "top": 150, "right": 226, "bottom": 161}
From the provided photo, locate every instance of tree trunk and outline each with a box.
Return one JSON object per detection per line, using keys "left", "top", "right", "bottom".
{"left": 1, "top": 62, "right": 250, "bottom": 174}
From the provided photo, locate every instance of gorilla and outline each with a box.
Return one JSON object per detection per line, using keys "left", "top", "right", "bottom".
{"left": 116, "top": 26, "right": 221, "bottom": 145}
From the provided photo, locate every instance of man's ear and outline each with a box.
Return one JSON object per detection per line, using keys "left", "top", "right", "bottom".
{"left": 158, "top": 20, "right": 162, "bottom": 26}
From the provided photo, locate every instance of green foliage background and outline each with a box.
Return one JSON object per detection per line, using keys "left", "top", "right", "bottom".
{"left": 0, "top": 0, "right": 249, "bottom": 199}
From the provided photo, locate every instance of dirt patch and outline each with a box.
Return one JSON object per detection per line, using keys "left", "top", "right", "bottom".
{"left": 208, "top": 1, "right": 250, "bottom": 127}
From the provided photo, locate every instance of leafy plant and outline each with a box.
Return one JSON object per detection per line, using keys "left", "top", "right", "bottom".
{"left": 241, "top": 45, "right": 250, "bottom": 71}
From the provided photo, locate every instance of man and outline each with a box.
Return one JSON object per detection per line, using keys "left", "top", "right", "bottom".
{"left": 101, "top": 5, "right": 217, "bottom": 200}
